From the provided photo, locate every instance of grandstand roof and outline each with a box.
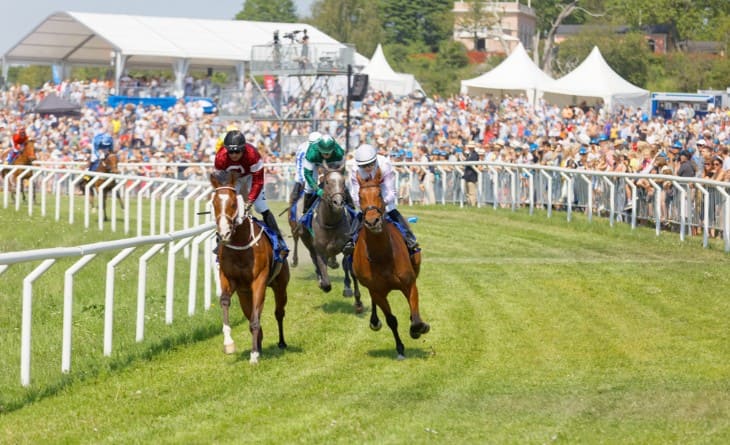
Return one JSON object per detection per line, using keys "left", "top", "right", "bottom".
{"left": 2, "top": 11, "right": 367, "bottom": 70}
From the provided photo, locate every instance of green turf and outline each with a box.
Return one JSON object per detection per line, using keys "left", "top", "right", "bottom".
{"left": 1, "top": 203, "right": 728, "bottom": 444}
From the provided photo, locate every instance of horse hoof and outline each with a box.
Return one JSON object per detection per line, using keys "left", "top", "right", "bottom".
{"left": 370, "top": 320, "right": 382, "bottom": 331}
{"left": 278, "top": 341, "right": 287, "bottom": 349}
{"left": 354, "top": 302, "right": 364, "bottom": 314}
{"left": 396, "top": 354, "right": 406, "bottom": 361}
{"left": 290, "top": 260, "right": 298, "bottom": 268}
{"left": 410, "top": 322, "right": 430, "bottom": 339}
{"left": 320, "top": 284, "right": 332, "bottom": 293}
{"left": 223, "top": 343, "right": 236, "bottom": 354}
{"left": 249, "top": 351, "right": 260, "bottom": 364}
{"left": 342, "top": 288, "right": 353, "bottom": 298}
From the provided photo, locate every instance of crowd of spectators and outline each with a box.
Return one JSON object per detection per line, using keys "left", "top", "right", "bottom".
{"left": 2, "top": 78, "right": 730, "bottom": 189}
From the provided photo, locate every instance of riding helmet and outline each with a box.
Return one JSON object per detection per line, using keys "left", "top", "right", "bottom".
{"left": 317, "top": 135, "right": 335, "bottom": 154}
{"left": 223, "top": 130, "right": 246, "bottom": 153}
{"left": 355, "top": 144, "right": 377, "bottom": 166}
{"left": 100, "top": 134, "right": 113, "bottom": 149}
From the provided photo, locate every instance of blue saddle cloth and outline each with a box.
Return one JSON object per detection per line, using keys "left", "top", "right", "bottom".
{"left": 299, "top": 199, "right": 357, "bottom": 238}
{"left": 254, "top": 218, "right": 289, "bottom": 263}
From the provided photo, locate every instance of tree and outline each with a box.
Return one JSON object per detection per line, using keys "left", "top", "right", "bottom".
{"left": 235, "top": 0, "right": 298, "bottom": 22}
{"left": 309, "top": 0, "right": 383, "bottom": 58}
{"left": 378, "top": 0, "right": 452, "bottom": 51}
{"left": 539, "top": 1, "right": 605, "bottom": 74}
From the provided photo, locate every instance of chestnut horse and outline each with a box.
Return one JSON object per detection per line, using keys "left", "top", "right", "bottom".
{"left": 351, "top": 169, "right": 430, "bottom": 359}
{"left": 79, "top": 152, "right": 125, "bottom": 221}
{"left": 210, "top": 170, "right": 289, "bottom": 364}
{"left": 1, "top": 139, "right": 36, "bottom": 201}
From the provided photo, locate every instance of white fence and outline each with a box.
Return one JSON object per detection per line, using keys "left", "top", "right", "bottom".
{"left": 2, "top": 160, "right": 729, "bottom": 386}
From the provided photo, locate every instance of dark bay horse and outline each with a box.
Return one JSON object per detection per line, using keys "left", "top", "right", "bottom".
{"left": 79, "top": 152, "right": 125, "bottom": 221}
{"left": 298, "top": 162, "right": 362, "bottom": 311}
{"left": 210, "top": 170, "right": 289, "bottom": 364}
{"left": 1, "top": 139, "right": 36, "bottom": 202}
{"left": 351, "top": 169, "right": 429, "bottom": 359}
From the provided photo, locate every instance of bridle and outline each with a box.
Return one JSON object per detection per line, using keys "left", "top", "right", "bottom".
{"left": 213, "top": 186, "right": 262, "bottom": 250}
{"left": 358, "top": 181, "right": 384, "bottom": 218}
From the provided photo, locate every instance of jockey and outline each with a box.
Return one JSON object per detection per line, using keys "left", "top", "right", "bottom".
{"left": 6, "top": 127, "right": 28, "bottom": 164}
{"left": 342, "top": 143, "right": 419, "bottom": 256}
{"left": 287, "top": 131, "right": 321, "bottom": 222}
{"left": 213, "top": 129, "right": 288, "bottom": 260}
{"left": 301, "top": 134, "right": 345, "bottom": 214}
{"left": 90, "top": 132, "right": 114, "bottom": 170}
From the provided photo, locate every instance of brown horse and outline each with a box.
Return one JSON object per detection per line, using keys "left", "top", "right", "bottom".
{"left": 210, "top": 170, "right": 290, "bottom": 363}
{"left": 352, "top": 168, "right": 430, "bottom": 359}
{"left": 297, "top": 162, "right": 361, "bottom": 310}
{"left": 79, "top": 152, "right": 125, "bottom": 221}
{"left": 1, "top": 139, "right": 36, "bottom": 202}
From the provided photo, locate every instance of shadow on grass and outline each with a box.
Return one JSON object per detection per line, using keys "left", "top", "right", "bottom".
{"left": 318, "top": 298, "right": 367, "bottom": 316}
{"left": 231, "top": 343, "right": 304, "bottom": 364}
{"left": 366, "top": 346, "right": 433, "bottom": 360}
{"left": 1, "top": 320, "right": 228, "bottom": 414}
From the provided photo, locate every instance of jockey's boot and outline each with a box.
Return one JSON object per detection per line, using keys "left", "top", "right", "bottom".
{"left": 387, "top": 209, "right": 419, "bottom": 253}
{"left": 212, "top": 233, "right": 221, "bottom": 257}
{"left": 288, "top": 182, "right": 304, "bottom": 221}
{"left": 302, "top": 191, "right": 317, "bottom": 214}
{"left": 342, "top": 211, "right": 363, "bottom": 256}
{"left": 262, "top": 209, "right": 289, "bottom": 260}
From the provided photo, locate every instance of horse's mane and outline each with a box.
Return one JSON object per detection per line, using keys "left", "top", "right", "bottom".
{"left": 210, "top": 169, "right": 232, "bottom": 184}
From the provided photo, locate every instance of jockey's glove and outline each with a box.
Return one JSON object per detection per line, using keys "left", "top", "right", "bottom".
{"left": 244, "top": 202, "right": 253, "bottom": 214}
{"left": 316, "top": 188, "right": 324, "bottom": 197}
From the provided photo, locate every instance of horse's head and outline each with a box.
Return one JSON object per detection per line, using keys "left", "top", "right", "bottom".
{"left": 321, "top": 160, "right": 347, "bottom": 209}
{"left": 24, "top": 139, "right": 37, "bottom": 162}
{"left": 357, "top": 169, "right": 385, "bottom": 233}
{"left": 103, "top": 153, "right": 120, "bottom": 174}
{"left": 210, "top": 170, "right": 242, "bottom": 243}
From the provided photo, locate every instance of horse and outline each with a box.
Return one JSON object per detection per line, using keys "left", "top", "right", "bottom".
{"left": 79, "top": 152, "right": 125, "bottom": 221}
{"left": 351, "top": 168, "right": 430, "bottom": 359}
{"left": 286, "top": 185, "right": 304, "bottom": 268}
{"left": 297, "top": 162, "right": 362, "bottom": 312}
{"left": 210, "top": 170, "right": 290, "bottom": 364}
{"left": 1, "top": 138, "right": 36, "bottom": 202}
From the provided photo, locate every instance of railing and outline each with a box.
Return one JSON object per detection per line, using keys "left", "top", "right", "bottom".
{"left": 20, "top": 161, "right": 730, "bottom": 252}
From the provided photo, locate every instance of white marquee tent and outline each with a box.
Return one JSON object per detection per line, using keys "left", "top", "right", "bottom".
{"left": 542, "top": 46, "right": 650, "bottom": 111}
{"left": 361, "top": 44, "right": 423, "bottom": 97}
{"left": 460, "top": 43, "right": 555, "bottom": 102}
{"left": 2, "top": 11, "right": 369, "bottom": 94}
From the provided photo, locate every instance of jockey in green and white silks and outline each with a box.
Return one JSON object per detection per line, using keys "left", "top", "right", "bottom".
{"left": 301, "top": 134, "right": 345, "bottom": 214}
{"left": 342, "top": 143, "right": 419, "bottom": 255}
{"left": 287, "top": 131, "right": 321, "bottom": 222}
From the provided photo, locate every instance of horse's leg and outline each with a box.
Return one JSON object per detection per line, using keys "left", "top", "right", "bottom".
{"left": 219, "top": 277, "right": 237, "bottom": 354}
{"left": 270, "top": 270, "right": 289, "bottom": 350}
{"left": 373, "top": 293, "right": 405, "bottom": 359}
{"left": 369, "top": 301, "right": 382, "bottom": 331}
{"left": 247, "top": 276, "right": 268, "bottom": 364}
{"left": 291, "top": 233, "right": 299, "bottom": 268}
{"left": 315, "top": 253, "right": 331, "bottom": 292}
{"left": 342, "top": 256, "right": 364, "bottom": 313}
{"left": 102, "top": 192, "right": 110, "bottom": 222}
{"left": 403, "top": 284, "right": 430, "bottom": 339}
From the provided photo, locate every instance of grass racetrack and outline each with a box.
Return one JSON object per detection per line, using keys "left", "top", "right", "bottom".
{"left": 1, "top": 203, "right": 729, "bottom": 444}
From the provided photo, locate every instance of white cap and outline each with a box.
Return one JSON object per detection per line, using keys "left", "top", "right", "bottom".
{"left": 355, "top": 144, "right": 377, "bottom": 166}
{"left": 308, "top": 131, "right": 322, "bottom": 143}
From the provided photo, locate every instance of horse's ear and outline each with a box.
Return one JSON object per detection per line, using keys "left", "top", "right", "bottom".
{"left": 210, "top": 172, "right": 221, "bottom": 188}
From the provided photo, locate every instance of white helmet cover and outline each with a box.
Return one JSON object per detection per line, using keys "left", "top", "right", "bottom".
{"left": 355, "top": 144, "right": 377, "bottom": 166}
{"left": 308, "top": 131, "right": 322, "bottom": 143}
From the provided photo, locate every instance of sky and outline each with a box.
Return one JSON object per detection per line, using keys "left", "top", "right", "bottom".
{"left": 0, "top": 0, "right": 315, "bottom": 54}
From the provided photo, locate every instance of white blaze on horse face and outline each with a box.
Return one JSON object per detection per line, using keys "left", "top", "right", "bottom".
{"left": 217, "top": 193, "right": 234, "bottom": 240}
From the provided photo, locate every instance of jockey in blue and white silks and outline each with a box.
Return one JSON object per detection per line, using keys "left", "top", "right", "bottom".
{"left": 90, "top": 132, "right": 114, "bottom": 170}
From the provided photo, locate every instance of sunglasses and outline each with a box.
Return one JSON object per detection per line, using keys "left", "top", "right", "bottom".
{"left": 226, "top": 145, "right": 242, "bottom": 154}
{"left": 361, "top": 161, "right": 376, "bottom": 168}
